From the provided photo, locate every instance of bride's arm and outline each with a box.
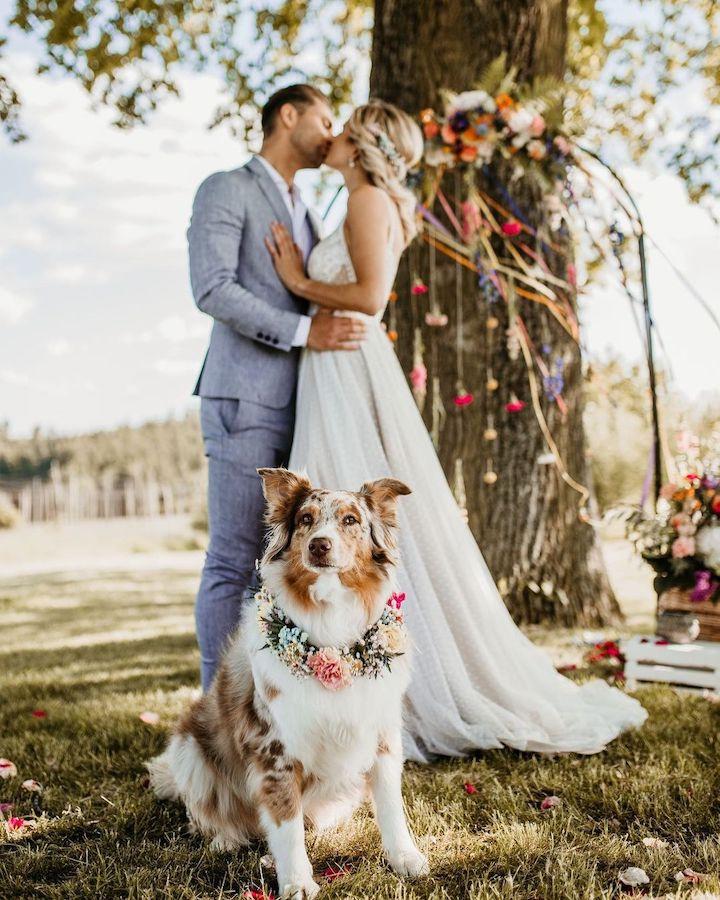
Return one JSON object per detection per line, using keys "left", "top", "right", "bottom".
{"left": 266, "top": 185, "right": 395, "bottom": 316}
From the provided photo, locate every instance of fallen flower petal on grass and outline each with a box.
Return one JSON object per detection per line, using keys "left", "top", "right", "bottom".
{"left": 540, "top": 795, "right": 562, "bottom": 810}
{"left": 7, "top": 817, "right": 25, "bottom": 830}
{"left": 642, "top": 837, "right": 669, "bottom": 849}
{"left": 463, "top": 782, "right": 478, "bottom": 794}
{"left": 619, "top": 867, "right": 649, "bottom": 886}
{"left": 242, "top": 890, "right": 275, "bottom": 900}
{"left": 323, "top": 865, "right": 351, "bottom": 881}
{"left": 0, "top": 802, "right": 13, "bottom": 814}
{"left": 0, "top": 759, "right": 17, "bottom": 779}
{"left": 675, "top": 869, "right": 704, "bottom": 884}
{"left": 31, "top": 710, "right": 47, "bottom": 719}
{"left": 22, "top": 780, "right": 43, "bottom": 793}
{"left": 139, "top": 711, "right": 160, "bottom": 726}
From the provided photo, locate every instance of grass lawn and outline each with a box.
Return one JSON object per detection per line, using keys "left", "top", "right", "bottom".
{"left": 1, "top": 529, "right": 720, "bottom": 899}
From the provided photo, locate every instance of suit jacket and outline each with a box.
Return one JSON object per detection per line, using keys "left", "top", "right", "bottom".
{"left": 188, "top": 155, "right": 321, "bottom": 408}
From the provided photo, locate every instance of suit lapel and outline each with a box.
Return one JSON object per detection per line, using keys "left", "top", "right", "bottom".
{"left": 245, "top": 156, "right": 293, "bottom": 232}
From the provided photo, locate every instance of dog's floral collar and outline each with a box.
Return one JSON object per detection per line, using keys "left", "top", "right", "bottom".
{"left": 255, "top": 585, "right": 408, "bottom": 691}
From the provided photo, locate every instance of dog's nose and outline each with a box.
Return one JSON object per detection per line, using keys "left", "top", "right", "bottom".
{"left": 309, "top": 537, "right": 332, "bottom": 558}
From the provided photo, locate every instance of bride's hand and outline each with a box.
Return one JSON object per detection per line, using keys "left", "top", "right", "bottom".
{"left": 265, "top": 221, "right": 306, "bottom": 294}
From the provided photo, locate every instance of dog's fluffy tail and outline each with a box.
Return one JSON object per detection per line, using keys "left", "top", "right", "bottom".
{"left": 146, "top": 747, "right": 180, "bottom": 801}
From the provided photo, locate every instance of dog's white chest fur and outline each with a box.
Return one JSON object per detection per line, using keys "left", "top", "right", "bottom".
{"left": 247, "top": 572, "right": 410, "bottom": 782}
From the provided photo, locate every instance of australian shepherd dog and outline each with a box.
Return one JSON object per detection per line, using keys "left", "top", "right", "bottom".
{"left": 148, "top": 468, "right": 428, "bottom": 898}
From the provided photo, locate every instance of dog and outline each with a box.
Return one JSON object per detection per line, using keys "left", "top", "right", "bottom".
{"left": 148, "top": 467, "right": 429, "bottom": 899}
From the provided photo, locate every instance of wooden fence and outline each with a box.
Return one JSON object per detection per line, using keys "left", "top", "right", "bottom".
{"left": 0, "top": 468, "right": 206, "bottom": 523}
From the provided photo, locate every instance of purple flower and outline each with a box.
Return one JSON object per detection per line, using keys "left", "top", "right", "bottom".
{"left": 690, "top": 569, "right": 719, "bottom": 603}
{"left": 449, "top": 111, "right": 470, "bottom": 132}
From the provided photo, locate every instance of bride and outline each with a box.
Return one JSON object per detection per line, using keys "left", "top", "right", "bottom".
{"left": 265, "top": 98, "right": 647, "bottom": 763}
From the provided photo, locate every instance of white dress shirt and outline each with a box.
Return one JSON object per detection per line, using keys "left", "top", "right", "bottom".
{"left": 256, "top": 155, "right": 313, "bottom": 348}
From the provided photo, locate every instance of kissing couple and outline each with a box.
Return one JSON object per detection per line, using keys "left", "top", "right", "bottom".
{"left": 188, "top": 83, "right": 646, "bottom": 762}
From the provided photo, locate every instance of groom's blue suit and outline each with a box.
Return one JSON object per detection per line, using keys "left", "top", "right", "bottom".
{"left": 188, "top": 155, "right": 319, "bottom": 690}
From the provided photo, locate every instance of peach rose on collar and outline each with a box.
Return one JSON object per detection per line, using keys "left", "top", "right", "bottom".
{"left": 307, "top": 648, "right": 352, "bottom": 691}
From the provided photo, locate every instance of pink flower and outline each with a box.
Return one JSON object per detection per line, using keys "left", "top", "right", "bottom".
{"left": 530, "top": 114, "right": 546, "bottom": 137}
{"left": 388, "top": 592, "right": 406, "bottom": 609}
{"left": 691, "top": 569, "right": 719, "bottom": 603}
{"left": 672, "top": 536, "right": 696, "bottom": 558}
{"left": 139, "top": 711, "right": 160, "bottom": 725}
{"left": 540, "top": 795, "right": 562, "bottom": 810}
{"left": 461, "top": 200, "right": 482, "bottom": 241}
{"left": 526, "top": 139, "right": 546, "bottom": 161}
{"left": 425, "top": 312, "right": 448, "bottom": 327}
{"left": 409, "top": 364, "right": 427, "bottom": 392}
{"left": 553, "top": 135, "right": 571, "bottom": 155}
{"left": 463, "top": 782, "right": 477, "bottom": 794}
{"left": 505, "top": 394, "right": 526, "bottom": 412}
{"left": 454, "top": 392, "right": 474, "bottom": 407}
{"left": 441, "top": 122, "right": 458, "bottom": 144}
{"left": 501, "top": 220, "right": 522, "bottom": 237}
{"left": 323, "top": 865, "right": 351, "bottom": 881}
{"left": 0, "top": 803, "right": 13, "bottom": 814}
{"left": 411, "top": 278, "right": 429, "bottom": 295}
{"left": 307, "top": 648, "right": 351, "bottom": 691}
{"left": 0, "top": 760, "right": 17, "bottom": 780}
{"left": 8, "top": 816, "right": 25, "bottom": 830}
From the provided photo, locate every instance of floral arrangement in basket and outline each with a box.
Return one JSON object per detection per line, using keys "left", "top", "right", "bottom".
{"left": 418, "top": 54, "right": 573, "bottom": 186}
{"left": 626, "top": 467, "right": 720, "bottom": 603}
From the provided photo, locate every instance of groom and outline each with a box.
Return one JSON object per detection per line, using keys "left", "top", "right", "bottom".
{"left": 188, "top": 83, "right": 367, "bottom": 690}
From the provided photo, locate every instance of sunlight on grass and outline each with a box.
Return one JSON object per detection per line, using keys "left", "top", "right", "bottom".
{"left": 1, "top": 561, "right": 719, "bottom": 898}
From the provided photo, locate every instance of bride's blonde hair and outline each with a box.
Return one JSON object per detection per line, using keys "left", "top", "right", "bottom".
{"left": 347, "top": 99, "right": 424, "bottom": 247}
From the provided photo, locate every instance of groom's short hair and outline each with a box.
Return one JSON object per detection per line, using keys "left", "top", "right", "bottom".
{"left": 261, "top": 84, "right": 329, "bottom": 136}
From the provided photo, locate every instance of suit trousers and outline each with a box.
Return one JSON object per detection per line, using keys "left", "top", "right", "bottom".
{"left": 196, "top": 396, "right": 295, "bottom": 690}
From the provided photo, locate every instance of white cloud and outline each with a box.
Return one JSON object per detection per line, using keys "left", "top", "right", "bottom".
{"left": 122, "top": 316, "right": 208, "bottom": 345}
{"left": 35, "top": 170, "right": 78, "bottom": 190}
{"left": 154, "top": 359, "right": 199, "bottom": 376}
{"left": 0, "top": 287, "right": 33, "bottom": 324}
{"left": 47, "top": 264, "right": 88, "bottom": 285}
{"left": 0, "top": 369, "right": 30, "bottom": 387}
{"left": 47, "top": 338, "right": 72, "bottom": 356}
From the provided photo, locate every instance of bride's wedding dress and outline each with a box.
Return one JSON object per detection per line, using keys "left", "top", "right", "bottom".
{"left": 288, "top": 220, "right": 647, "bottom": 763}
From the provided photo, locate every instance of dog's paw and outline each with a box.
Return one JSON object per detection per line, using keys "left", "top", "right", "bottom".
{"left": 280, "top": 877, "right": 321, "bottom": 899}
{"left": 387, "top": 846, "right": 430, "bottom": 877}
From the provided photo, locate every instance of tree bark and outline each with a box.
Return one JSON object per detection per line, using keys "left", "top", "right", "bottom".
{"left": 370, "top": 0, "right": 620, "bottom": 625}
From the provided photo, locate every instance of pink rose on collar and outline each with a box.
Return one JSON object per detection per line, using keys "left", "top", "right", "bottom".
{"left": 307, "top": 648, "right": 352, "bottom": 691}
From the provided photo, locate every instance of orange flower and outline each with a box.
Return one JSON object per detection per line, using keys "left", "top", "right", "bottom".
{"left": 423, "top": 121, "right": 440, "bottom": 138}
{"left": 388, "top": 290, "right": 398, "bottom": 303}
{"left": 459, "top": 144, "right": 478, "bottom": 162}
{"left": 495, "top": 92, "right": 514, "bottom": 110}
{"left": 388, "top": 330, "right": 398, "bottom": 342}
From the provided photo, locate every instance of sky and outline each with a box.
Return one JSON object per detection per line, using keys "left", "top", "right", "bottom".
{"left": 1, "top": 15, "right": 719, "bottom": 438}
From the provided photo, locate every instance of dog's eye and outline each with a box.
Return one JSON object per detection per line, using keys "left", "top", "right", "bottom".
{"left": 298, "top": 513, "right": 313, "bottom": 526}
{"left": 343, "top": 514, "right": 358, "bottom": 526}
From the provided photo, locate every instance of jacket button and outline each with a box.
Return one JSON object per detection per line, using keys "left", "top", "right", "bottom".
{"left": 272, "top": 337, "right": 279, "bottom": 345}
{"left": 256, "top": 331, "right": 262, "bottom": 338}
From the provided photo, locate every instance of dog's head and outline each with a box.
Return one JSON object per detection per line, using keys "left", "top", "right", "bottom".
{"left": 257, "top": 468, "right": 411, "bottom": 601}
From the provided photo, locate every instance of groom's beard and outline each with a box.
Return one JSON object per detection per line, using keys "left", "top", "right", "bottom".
{"left": 291, "top": 134, "right": 329, "bottom": 169}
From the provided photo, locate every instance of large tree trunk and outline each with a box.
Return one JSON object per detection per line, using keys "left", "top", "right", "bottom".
{"left": 370, "top": 0, "right": 620, "bottom": 625}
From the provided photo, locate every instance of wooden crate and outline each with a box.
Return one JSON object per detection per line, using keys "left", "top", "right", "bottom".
{"left": 623, "top": 635, "right": 720, "bottom": 693}
{"left": 658, "top": 587, "right": 720, "bottom": 642}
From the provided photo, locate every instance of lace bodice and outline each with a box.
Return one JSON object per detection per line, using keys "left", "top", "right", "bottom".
{"left": 307, "top": 220, "right": 394, "bottom": 321}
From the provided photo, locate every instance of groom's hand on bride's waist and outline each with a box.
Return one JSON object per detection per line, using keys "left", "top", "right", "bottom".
{"left": 307, "top": 310, "right": 367, "bottom": 352}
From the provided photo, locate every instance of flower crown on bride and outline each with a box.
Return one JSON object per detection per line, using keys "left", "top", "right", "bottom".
{"left": 367, "top": 123, "right": 405, "bottom": 179}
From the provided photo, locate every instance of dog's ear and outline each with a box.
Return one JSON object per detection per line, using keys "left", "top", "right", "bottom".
{"left": 257, "top": 468, "right": 313, "bottom": 562}
{"left": 359, "top": 478, "right": 411, "bottom": 566}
